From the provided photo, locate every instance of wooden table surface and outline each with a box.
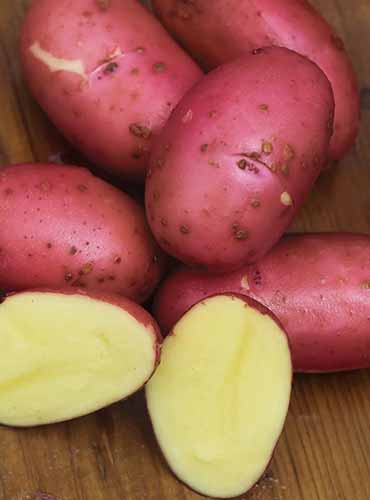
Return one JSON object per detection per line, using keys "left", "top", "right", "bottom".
{"left": 0, "top": 1, "right": 370, "bottom": 499}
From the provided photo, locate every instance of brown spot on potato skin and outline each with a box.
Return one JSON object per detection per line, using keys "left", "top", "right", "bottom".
{"left": 262, "top": 141, "right": 273, "bottom": 155}
{"left": 77, "top": 184, "right": 88, "bottom": 192}
{"left": 200, "top": 144, "right": 209, "bottom": 153}
{"left": 208, "top": 110, "right": 217, "bottom": 118}
{"left": 39, "top": 181, "right": 52, "bottom": 192}
{"left": 69, "top": 246, "right": 78, "bottom": 255}
{"left": 362, "top": 281, "right": 370, "bottom": 289}
{"left": 132, "top": 149, "right": 144, "bottom": 160}
{"left": 96, "top": 0, "right": 110, "bottom": 11}
{"left": 251, "top": 199, "right": 261, "bottom": 208}
{"left": 259, "top": 104, "right": 269, "bottom": 112}
{"left": 253, "top": 269, "right": 262, "bottom": 285}
{"left": 130, "top": 67, "right": 139, "bottom": 75}
{"left": 208, "top": 159, "right": 220, "bottom": 168}
{"left": 65, "top": 272, "right": 74, "bottom": 282}
{"left": 153, "top": 62, "right": 167, "bottom": 73}
{"left": 129, "top": 123, "right": 152, "bottom": 139}
{"left": 182, "top": 109, "right": 193, "bottom": 123}
{"left": 180, "top": 225, "right": 190, "bottom": 234}
{"left": 46, "top": 243, "right": 53, "bottom": 249}
{"left": 232, "top": 224, "right": 249, "bottom": 240}
{"left": 114, "top": 256, "right": 122, "bottom": 264}
{"left": 280, "top": 164, "right": 290, "bottom": 176}
{"left": 79, "top": 262, "right": 94, "bottom": 275}
{"left": 237, "top": 159, "right": 248, "bottom": 170}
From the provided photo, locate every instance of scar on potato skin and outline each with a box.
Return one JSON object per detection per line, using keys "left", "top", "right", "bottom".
{"left": 103, "top": 62, "right": 119, "bottom": 74}
{"left": 30, "top": 42, "right": 87, "bottom": 81}
{"left": 362, "top": 281, "right": 370, "bottom": 289}
{"left": 129, "top": 123, "right": 152, "bottom": 139}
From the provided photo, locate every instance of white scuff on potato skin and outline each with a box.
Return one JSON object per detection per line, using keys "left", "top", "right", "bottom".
{"left": 29, "top": 42, "right": 88, "bottom": 81}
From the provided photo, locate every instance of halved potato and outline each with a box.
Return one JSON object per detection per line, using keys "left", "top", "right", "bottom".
{"left": 0, "top": 290, "right": 161, "bottom": 427}
{"left": 146, "top": 294, "right": 291, "bottom": 498}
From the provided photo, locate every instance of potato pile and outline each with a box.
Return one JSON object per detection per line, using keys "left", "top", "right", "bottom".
{"left": 0, "top": 0, "right": 364, "bottom": 497}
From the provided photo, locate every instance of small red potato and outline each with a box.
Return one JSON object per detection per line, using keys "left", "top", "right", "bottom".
{"left": 146, "top": 47, "right": 334, "bottom": 272}
{"left": 146, "top": 294, "right": 292, "bottom": 498}
{"left": 0, "top": 290, "right": 161, "bottom": 427}
{"left": 153, "top": 234, "right": 370, "bottom": 372}
{"left": 152, "top": 0, "right": 360, "bottom": 161}
{"left": 0, "top": 163, "right": 165, "bottom": 303}
{"left": 20, "top": 0, "right": 202, "bottom": 182}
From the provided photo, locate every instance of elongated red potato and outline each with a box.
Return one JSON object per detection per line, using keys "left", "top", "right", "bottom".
{"left": 153, "top": 234, "right": 370, "bottom": 372}
{"left": 0, "top": 164, "right": 165, "bottom": 303}
{"left": 146, "top": 47, "right": 334, "bottom": 272}
{"left": 147, "top": 294, "right": 292, "bottom": 498}
{"left": 152, "top": 0, "right": 359, "bottom": 161}
{"left": 0, "top": 290, "right": 161, "bottom": 427}
{"left": 20, "top": 0, "right": 202, "bottom": 182}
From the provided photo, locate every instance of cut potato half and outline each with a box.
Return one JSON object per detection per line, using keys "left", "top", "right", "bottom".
{"left": 146, "top": 294, "right": 292, "bottom": 498}
{"left": 0, "top": 291, "right": 161, "bottom": 427}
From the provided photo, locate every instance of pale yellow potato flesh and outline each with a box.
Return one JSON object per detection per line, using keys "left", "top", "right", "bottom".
{"left": 0, "top": 293, "right": 156, "bottom": 427}
{"left": 146, "top": 295, "right": 292, "bottom": 498}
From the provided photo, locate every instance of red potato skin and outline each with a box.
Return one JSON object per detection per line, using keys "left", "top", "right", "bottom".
{"left": 153, "top": 234, "right": 370, "bottom": 373}
{"left": 152, "top": 0, "right": 359, "bottom": 162}
{"left": 20, "top": 0, "right": 202, "bottom": 183}
{"left": 0, "top": 164, "right": 166, "bottom": 303}
{"left": 146, "top": 47, "right": 334, "bottom": 272}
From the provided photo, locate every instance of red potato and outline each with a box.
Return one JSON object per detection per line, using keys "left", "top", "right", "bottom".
{"left": 146, "top": 294, "right": 292, "bottom": 498}
{"left": 0, "top": 163, "right": 165, "bottom": 303}
{"left": 20, "top": 0, "right": 202, "bottom": 183}
{"left": 153, "top": 234, "right": 370, "bottom": 373}
{"left": 0, "top": 290, "right": 161, "bottom": 427}
{"left": 152, "top": 0, "right": 360, "bottom": 162}
{"left": 146, "top": 47, "right": 334, "bottom": 272}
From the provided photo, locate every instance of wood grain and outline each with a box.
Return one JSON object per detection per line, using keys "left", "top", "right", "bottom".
{"left": 0, "top": 1, "right": 369, "bottom": 499}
